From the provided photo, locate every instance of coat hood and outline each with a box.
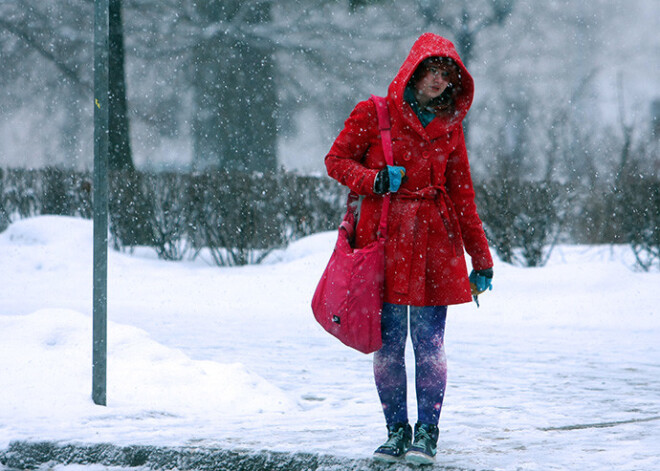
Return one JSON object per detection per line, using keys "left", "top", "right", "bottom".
{"left": 388, "top": 33, "right": 474, "bottom": 133}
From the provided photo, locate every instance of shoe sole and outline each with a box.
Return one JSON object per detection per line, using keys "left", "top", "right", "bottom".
{"left": 405, "top": 450, "right": 435, "bottom": 465}
{"left": 373, "top": 452, "right": 403, "bottom": 463}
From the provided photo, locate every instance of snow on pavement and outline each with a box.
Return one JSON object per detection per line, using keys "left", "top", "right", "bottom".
{"left": 1, "top": 216, "right": 659, "bottom": 470}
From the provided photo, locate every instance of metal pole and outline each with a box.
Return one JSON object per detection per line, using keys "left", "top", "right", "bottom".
{"left": 93, "top": 0, "right": 109, "bottom": 406}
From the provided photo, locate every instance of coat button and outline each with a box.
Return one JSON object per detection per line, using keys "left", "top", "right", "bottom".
{"left": 422, "top": 150, "right": 430, "bottom": 159}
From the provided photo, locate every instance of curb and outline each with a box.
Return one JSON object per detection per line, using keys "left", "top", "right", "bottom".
{"left": 0, "top": 441, "right": 476, "bottom": 470}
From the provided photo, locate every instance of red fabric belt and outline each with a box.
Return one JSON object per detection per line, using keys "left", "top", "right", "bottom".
{"left": 390, "top": 186, "right": 462, "bottom": 295}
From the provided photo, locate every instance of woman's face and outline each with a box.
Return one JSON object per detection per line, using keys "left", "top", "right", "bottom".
{"left": 414, "top": 60, "right": 458, "bottom": 106}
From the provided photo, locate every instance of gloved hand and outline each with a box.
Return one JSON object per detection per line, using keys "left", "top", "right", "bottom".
{"left": 374, "top": 165, "right": 406, "bottom": 194}
{"left": 469, "top": 268, "right": 493, "bottom": 295}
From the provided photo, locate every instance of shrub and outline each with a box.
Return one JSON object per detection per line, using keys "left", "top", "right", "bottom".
{"left": 476, "top": 179, "right": 567, "bottom": 267}
{"left": 1, "top": 166, "right": 656, "bottom": 270}
{"left": 109, "top": 170, "right": 156, "bottom": 250}
{"left": 620, "top": 175, "right": 660, "bottom": 271}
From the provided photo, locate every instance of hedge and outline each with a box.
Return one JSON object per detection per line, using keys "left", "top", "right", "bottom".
{"left": 1, "top": 167, "right": 658, "bottom": 270}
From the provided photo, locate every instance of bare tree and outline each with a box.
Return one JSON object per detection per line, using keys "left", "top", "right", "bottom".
{"left": 415, "top": 0, "right": 516, "bottom": 144}
{"left": 175, "top": 1, "right": 278, "bottom": 172}
{"left": 0, "top": 0, "right": 133, "bottom": 170}
{"left": 108, "top": 0, "right": 134, "bottom": 171}
{"left": 124, "top": 0, "right": 404, "bottom": 171}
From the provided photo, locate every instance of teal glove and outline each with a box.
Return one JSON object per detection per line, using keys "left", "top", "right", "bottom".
{"left": 387, "top": 165, "right": 406, "bottom": 192}
{"left": 469, "top": 268, "right": 493, "bottom": 295}
{"left": 374, "top": 166, "right": 407, "bottom": 194}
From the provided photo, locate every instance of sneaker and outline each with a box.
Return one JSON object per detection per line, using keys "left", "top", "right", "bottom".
{"left": 373, "top": 422, "right": 412, "bottom": 462}
{"left": 405, "top": 422, "right": 439, "bottom": 465}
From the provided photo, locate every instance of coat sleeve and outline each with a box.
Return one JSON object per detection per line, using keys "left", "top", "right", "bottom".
{"left": 325, "top": 100, "right": 381, "bottom": 195}
{"left": 445, "top": 126, "right": 494, "bottom": 271}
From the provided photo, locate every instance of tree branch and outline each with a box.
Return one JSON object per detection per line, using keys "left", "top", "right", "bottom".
{"left": 0, "top": 17, "right": 92, "bottom": 94}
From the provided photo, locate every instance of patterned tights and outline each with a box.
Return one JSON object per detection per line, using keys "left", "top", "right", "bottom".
{"left": 373, "top": 303, "right": 447, "bottom": 426}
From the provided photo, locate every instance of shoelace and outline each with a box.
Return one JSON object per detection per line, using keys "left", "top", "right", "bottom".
{"left": 414, "top": 427, "right": 432, "bottom": 444}
{"left": 384, "top": 428, "right": 406, "bottom": 449}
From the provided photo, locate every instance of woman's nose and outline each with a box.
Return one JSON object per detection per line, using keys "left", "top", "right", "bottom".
{"left": 435, "top": 74, "right": 448, "bottom": 85}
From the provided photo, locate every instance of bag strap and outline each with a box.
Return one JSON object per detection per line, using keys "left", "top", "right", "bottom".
{"left": 370, "top": 94, "right": 392, "bottom": 238}
{"left": 343, "top": 95, "right": 393, "bottom": 240}
{"left": 370, "top": 95, "right": 394, "bottom": 166}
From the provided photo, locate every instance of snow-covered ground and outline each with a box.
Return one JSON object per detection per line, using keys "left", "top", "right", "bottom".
{"left": 1, "top": 216, "right": 659, "bottom": 471}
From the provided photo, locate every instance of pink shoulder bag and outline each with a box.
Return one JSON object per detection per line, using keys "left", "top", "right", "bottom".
{"left": 311, "top": 95, "right": 393, "bottom": 354}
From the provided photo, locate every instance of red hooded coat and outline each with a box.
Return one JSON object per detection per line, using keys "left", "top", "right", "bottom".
{"left": 325, "top": 33, "right": 493, "bottom": 306}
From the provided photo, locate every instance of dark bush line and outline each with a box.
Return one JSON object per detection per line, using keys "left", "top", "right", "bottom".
{"left": 0, "top": 167, "right": 346, "bottom": 265}
{"left": 1, "top": 167, "right": 658, "bottom": 270}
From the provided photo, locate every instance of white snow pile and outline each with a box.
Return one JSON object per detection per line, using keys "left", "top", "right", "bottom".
{"left": 0, "top": 307, "right": 294, "bottom": 420}
{"left": 1, "top": 216, "right": 659, "bottom": 471}
{"left": 0, "top": 217, "right": 296, "bottom": 448}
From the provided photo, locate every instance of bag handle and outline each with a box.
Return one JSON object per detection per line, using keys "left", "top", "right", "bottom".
{"left": 344, "top": 95, "right": 393, "bottom": 239}
{"left": 370, "top": 95, "right": 394, "bottom": 166}
{"left": 370, "top": 95, "right": 392, "bottom": 239}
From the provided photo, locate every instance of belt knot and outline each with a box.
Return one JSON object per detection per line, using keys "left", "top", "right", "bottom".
{"left": 395, "top": 186, "right": 444, "bottom": 200}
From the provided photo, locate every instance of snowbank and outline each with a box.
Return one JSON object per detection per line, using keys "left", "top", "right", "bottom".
{"left": 0, "top": 308, "right": 295, "bottom": 449}
{"left": 1, "top": 216, "right": 659, "bottom": 471}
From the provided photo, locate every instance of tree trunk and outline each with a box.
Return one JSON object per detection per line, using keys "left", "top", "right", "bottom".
{"left": 454, "top": 23, "right": 474, "bottom": 146}
{"left": 191, "top": 1, "right": 277, "bottom": 173}
{"left": 108, "top": 0, "right": 134, "bottom": 171}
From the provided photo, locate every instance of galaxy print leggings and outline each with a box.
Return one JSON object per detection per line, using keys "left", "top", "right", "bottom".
{"left": 373, "top": 303, "right": 448, "bottom": 426}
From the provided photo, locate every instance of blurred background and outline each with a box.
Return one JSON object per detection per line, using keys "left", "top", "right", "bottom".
{"left": 1, "top": 0, "right": 657, "bottom": 174}
{"left": 0, "top": 0, "right": 658, "bottom": 269}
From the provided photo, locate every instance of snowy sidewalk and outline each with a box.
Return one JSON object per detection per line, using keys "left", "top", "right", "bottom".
{"left": 1, "top": 441, "right": 478, "bottom": 471}
{"left": 1, "top": 217, "right": 659, "bottom": 471}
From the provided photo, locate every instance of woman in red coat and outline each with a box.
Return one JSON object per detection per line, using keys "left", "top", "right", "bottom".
{"left": 325, "top": 33, "right": 494, "bottom": 465}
